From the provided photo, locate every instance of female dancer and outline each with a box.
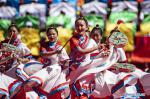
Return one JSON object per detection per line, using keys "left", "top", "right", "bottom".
{"left": 90, "top": 25, "right": 150, "bottom": 98}
{"left": 24, "top": 25, "right": 70, "bottom": 98}
{"left": 0, "top": 24, "right": 39, "bottom": 98}
{"left": 89, "top": 25, "right": 114, "bottom": 98}
{"left": 68, "top": 17, "right": 105, "bottom": 98}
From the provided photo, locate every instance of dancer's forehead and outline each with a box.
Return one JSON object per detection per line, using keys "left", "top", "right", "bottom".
{"left": 75, "top": 19, "right": 87, "bottom": 27}
{"left": 93, "top": 30, "right": 101, "bottom": 34}
{"left": 75, "top": 17, "right": 88, "bottom": 27}
{"left": 47, "top": 28, "right": 58, "bottom": 35}
{"left": 92, "top": 32, "right": 101, "bottom": 36}
{"left": 47, "top": 29, "right": 58, "bottom": 36}
{"left": 47, "top": 26, "right": 58, "bottom": 35}
{"left": 7, "top": 26, "right": 19, "bottom": 35}
{"left": 9, "top": 26, "right": 18, "bottom": 32}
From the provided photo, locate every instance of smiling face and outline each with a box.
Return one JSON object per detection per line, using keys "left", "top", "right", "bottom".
{"left": 75, "top": 19, "right": 88, "bottom": 36}
{"left": 46, "top": 29, "right": 58, "bottom": 42}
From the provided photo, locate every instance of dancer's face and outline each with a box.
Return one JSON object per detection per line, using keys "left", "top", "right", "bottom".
{"left": 75, "top": 19, "right": 88, "bottom": 36}
{"left": 91, "top": 30, "right": 102, "bottom": 43}
{"left": 7, "top": 26, "right": 18, "bottom": 39}
{"left": 47, "top": 29, "right": 58, "bottom": 42}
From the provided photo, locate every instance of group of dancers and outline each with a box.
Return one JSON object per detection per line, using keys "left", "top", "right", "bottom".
{"left": 0, "top": 17, "right": 150, "bottom": 99}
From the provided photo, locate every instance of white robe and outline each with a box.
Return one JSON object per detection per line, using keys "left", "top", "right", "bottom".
{"left": 25, "top": 46, "right": 70, "bottom": 98}
{"left": 0, "top": 42, "right": 39, "bottom": 98}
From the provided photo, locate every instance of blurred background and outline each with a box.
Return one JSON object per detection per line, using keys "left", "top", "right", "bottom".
{"left": 0, "top": 0, "right": 149, "bottom": 71}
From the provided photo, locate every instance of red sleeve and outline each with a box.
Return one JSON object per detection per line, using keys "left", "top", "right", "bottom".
{"left": 57, "top": 41, "right": 62, "bottom": 45}
{"left": 0, "top": 42, "right": 2, "bottom": 48}
{"left": 70, "top": 37, "right": 79, "bottom": 48}
{"left": 40, "top": 42, "right": 47, "bottom": 53}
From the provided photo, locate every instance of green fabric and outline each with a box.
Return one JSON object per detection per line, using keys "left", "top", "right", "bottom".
{"left": 84, "top": 14, "right": 104, "bottom": 28}
{"left": 15, "top": 15, "right": 39, "bottom": 29}
{"left": 109, "top": 11, "right": 137, "bottom": 23}
{"left": 109, "top": 11, "right": 137, "bottom": 35}
{"left": 0, "top": 19, "right": 11, "bottom": 31}
{"left": 142, "top": 14, "right": 150, "bottom": 23}
{"left": 47, "top": 14, "right": 72, "bottom": 29}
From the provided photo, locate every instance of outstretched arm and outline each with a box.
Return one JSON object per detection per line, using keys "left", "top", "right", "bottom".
{"left": 76, "top": 43, "right": 105, "bottom": 54}
{"left": 40, "top": 50, "right": 59, "bottom": 57}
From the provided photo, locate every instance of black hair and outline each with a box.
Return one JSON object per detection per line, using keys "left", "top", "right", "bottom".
{"left": 90, "top": 24, "right": 103, "bottom": 36}
{"left": 6, "top": 24, "right": 19, "bottom": 38}
{"left": 8, "top": 24, "right": 19, "bottom": 33}
{"left": 46, "top": 25, "right": 58, "bottom": 35}
{"left": 75, "top": 17, "right": 88, "bottom": 27}
{"left": 75, "top": 17, "right": 90, "bottom": 34}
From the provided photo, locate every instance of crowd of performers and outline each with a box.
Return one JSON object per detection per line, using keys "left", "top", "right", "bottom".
{"left": 0, "top": 17, "right": 150, "bottom": 99}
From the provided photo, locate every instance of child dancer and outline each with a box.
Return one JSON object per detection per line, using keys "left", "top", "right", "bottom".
{"left": 68, "top": 17, "right": 105, "bottom": 98}
{"left": 89, "top": 25, "right": 114, "bottom": 98}
{"left": 90, "top": 25, "right": 103, "bottom": 45}
{"left": 90, "top": 25, "right": 150, "bottom": 98}
{"left": 0, "top": 24, "right": 39, "bottom": 98}
{"left": 105, "top": 27, "right": 150, "bottom": 98}
{"left": 24, "top": 25, "right": 70, "bottom": 98}
{"left": 90, "top": 25, "right": 109, "bottom": 59}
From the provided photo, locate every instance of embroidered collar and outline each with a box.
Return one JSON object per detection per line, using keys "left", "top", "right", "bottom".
{"left": 48, "top": 41, "right": 57, "bottom": 49}
{"left": 46, "top": 40, "right": 61, "bottom": 51}
{"left": 75, "top": 35, "right": 86, "bottom": 44}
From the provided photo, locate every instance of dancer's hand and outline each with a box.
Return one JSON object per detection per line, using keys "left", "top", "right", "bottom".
{"left": 60, "top": 59, "right": 70, "bottom": 69}
{"left": 56, "top": 47, "right": 62, "bottom": 54}
{"left": 24, "top": 81, "right": 39, "bottom": 92}
{"left": 100, "top": 50, "right": 110, "bottom": 58}
{"left": 98, "top": 43, "right": 105, "bottom": 48}
{"left": 98, "top": 44, "right": 106, "bottom": 52}
{"left": 56, "top": 49, "right": 61, "bottom": 54}
{"left": 10, "top": 53, "right": 15, "bottom": 58}
{"left": 18, "top": 58, "right": 30, "bottom": 63}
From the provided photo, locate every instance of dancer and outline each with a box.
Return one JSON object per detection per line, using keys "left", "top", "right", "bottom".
{"left": 89, "top": 25, "right": 113, "bottom": 98}
{"left": 0, "top": 24, "right": 39, "bottom": 98}
{"left": 90, "top": 24, "right": 150, "bottom": 98}
{"left": 24, "top": 25, "right": 70, "bottom": 98}
{"left": 68, "top": 17, "right": 106, "bottom": 98}
{"left": 106, "top": 24, "right": 150, "bottom": 98}
{"left": 90, "top": 25, "right": 109, "bottom": 59}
